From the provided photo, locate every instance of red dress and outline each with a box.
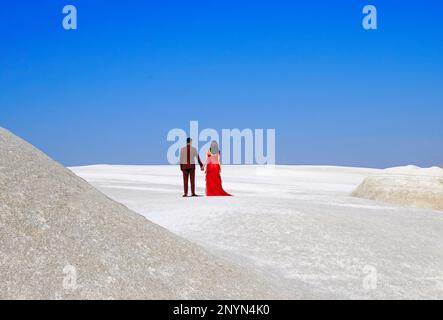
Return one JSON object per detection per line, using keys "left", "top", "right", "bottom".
{"left": 205, "top": 153, "right": 232, "bottom": 196}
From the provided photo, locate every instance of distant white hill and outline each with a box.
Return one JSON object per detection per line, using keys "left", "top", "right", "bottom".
{"left": 353, "top": 165, "right": 443, "bottom": 211}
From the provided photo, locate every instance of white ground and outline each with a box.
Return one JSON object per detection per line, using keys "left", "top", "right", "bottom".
{"left": 71, "top": 165, "right": 443, "bottom": 299}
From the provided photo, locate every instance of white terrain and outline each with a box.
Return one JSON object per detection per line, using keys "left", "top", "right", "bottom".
{"left": 2, "top": 127, "right": 442, "bottom": 300}
{"left": 71, "top": 164, "right": 443, "bottom": 299}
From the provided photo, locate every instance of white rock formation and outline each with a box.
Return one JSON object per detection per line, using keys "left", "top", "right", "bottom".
{"left": 352, "top": 165, "right": 443, "bottom": 211}
{"left": 0, "top": 128, "right": 288, "bottom": 299}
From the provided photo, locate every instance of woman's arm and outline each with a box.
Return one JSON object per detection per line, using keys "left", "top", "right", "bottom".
{"left": 204, "top": 150, "right": 210, "bottom": 173}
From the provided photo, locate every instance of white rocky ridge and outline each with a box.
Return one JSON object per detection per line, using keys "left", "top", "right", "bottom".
{"left": 352, "top": 165, "right": 443, "bottom": 211}
{"left": 0, "top": 128, "right": 290, "bottom": 299}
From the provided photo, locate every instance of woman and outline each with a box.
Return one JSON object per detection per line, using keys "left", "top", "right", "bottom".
{"left": 205, "top": 140, "right": 232, "bottom": 196}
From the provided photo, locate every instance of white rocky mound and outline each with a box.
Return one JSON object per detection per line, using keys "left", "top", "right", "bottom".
{"left": 352, "top": 165, "right": 443, "bottom": 211}
{"left": 0, "top": 128, "right": 287, "bottom": 299}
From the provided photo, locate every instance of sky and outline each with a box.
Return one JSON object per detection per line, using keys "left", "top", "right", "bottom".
{"left": 0, "top": 0, "right": 442, "bottom": 168}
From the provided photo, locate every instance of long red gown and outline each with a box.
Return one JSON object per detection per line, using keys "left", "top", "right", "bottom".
{"left": 205, "top": 153, "right": 232, "bottom": 196}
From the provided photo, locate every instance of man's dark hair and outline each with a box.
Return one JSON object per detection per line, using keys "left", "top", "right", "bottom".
{"left": 187, "top": 138, "right": 192, "bottom": 144}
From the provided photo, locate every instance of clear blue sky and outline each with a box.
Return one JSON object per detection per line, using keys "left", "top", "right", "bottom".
{"left": 1, "top": 0, "right": 442, "bottom": 167}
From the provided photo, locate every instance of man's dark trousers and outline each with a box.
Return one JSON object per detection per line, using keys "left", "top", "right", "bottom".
{"left": 182, "top": 167, "right": 196, "bottom": 195}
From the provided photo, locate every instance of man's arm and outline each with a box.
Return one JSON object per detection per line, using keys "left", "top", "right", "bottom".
{"left": 195, "top": 149, "right": 204, "bottom": 169}
{"left": 197, "top": 154, "right": 204, "bottom": 169}
{"left": 179, "top": 148, "right": 184, "bottom": 170}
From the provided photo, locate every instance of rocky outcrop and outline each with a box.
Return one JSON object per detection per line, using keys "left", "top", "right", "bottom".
{"left": 352, "top": 165, "right": 443, "bottom": 212}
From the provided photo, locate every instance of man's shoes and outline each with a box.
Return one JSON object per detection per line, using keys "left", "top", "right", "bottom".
{"left": 191, "top": 194, "right": 199, "bottom": 197}
{"left": 182, "top": 194, "right": 188, "bottom": 197}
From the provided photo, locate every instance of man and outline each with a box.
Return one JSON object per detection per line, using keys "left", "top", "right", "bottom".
{"left": 180, "top": 138, "right": 204, "bottom": 197}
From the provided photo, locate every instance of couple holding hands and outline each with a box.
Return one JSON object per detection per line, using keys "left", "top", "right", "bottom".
{"left": 179, "top": 138, "right": 231, "bottom": 197}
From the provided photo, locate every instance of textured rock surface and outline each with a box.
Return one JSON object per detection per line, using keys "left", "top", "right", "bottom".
{"left": 0, "top": 128, "right": 289, "bottom": 300}
{"left": 352, "top": 165, "right": 443, "bottom": 211}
